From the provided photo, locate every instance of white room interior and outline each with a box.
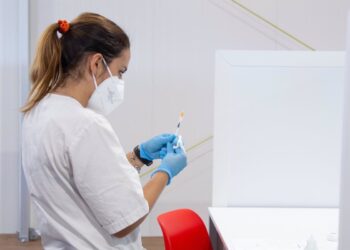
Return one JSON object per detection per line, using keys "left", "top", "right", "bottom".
{"left": 2, "top": 0, "right": 350, "bottom": 249}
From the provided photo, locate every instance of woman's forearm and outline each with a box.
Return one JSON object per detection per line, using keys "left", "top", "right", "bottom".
{"left": 126, "top": 151, "right": 144, "bottom": 171}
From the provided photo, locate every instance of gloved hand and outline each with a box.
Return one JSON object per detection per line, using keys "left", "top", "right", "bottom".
{"left": 151, "top": 141, "right": 187, "bottom": 185}
{"left": 140, "top": 134, "right": 176, "bottom": 161}
{"left": 159, "top": 136, "right": 185, "bottom": 159}
{"left": 159, "top": 147, "right": 167, "bottom": 159}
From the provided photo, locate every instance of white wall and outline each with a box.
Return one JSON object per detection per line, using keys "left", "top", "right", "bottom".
{"left": 2, "top": 0, "right": 350, "bottom": 235}
{"left": 0, "top": 0, "right": 21, "bottom": 233}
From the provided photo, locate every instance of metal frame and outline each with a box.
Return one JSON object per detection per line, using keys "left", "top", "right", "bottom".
{"left": 17, "top": 0, "right": 32, "bottom": 242}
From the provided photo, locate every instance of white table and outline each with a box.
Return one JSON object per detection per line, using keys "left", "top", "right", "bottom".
{"left": 208, "top": 207, "right": 339, "bottom": 250}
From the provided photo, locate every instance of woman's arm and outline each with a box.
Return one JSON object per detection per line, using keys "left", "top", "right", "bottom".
{"left": 114, "top": 142, "right": 186, "bottom": 238}
{"left": 126, "top": 151, "right": 144, "bottom": 172}
{"left": 113, "top": 171, "right": 168, "bottom": 238}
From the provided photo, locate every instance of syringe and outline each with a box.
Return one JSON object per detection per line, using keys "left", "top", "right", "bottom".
{"left": 175, "top": 112, "right": 185, "bottom": 136}
{"left": 174, "top": 112, "right": 185, "bottom": 151}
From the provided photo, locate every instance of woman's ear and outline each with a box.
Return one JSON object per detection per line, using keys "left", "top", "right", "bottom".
{"left": 89, "top": 53, "right": 104, "bottom": 78}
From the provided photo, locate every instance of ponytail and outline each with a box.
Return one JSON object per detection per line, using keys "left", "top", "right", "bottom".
{"left": 21, "top": 23, "right": 62, "bottom": 113}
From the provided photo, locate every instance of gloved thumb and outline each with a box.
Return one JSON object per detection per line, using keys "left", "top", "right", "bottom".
{"left": 167, "top": 142, "right": 175, "bottom": 154}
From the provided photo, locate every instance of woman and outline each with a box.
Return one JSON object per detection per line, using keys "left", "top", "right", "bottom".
{"left": 21, "top": 12, "right": 187, "bottom": 249}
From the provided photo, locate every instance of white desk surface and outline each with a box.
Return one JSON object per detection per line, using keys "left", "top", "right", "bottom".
{"left": 208, "top": 207, "right": 339, "bottom": 250}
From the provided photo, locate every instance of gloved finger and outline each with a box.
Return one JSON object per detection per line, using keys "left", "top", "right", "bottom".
{"left": 159, "top": 147, "right": 167, "bottom": 158}
{"left": 157, "top": 134, "right": 176, "bottom": 144}
{"left": 167, "top": 142, "right": 175, "bottom": 154}
{"left": 160, "top": 133, "right": 176, "bottom": 138}
{"left": 174, "top": 145, "right": 185, "bottom": 154}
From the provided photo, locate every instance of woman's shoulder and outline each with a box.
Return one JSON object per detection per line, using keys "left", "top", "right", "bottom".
{"left": 44, "top": 93, "right": 110, "bottom": 127}
{"left": 24, "top": 94, "right": 113, "bottom": 142}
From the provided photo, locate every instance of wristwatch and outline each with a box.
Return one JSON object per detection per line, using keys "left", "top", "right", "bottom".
{"left": 133, "top": 145, "right": 153, "bottom": 166}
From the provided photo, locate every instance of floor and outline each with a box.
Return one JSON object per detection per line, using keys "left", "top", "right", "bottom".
{"left": 0, "top": 235, "right": 164, "bottom": 250}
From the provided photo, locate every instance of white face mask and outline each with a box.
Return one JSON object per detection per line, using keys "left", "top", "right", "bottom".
{"left": 87, "top": 58, "right": 125, "bottom": 115}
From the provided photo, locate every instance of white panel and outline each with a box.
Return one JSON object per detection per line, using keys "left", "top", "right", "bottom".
{"left": 0, "top": 0, "right": 20, "bottom": 233}
{"left": 212, "top": 54, "right": 235, "bottom": 206}
{"left": 214, "top": 51, "right": 345, "bottom": 207}
{"left": 339, "top": 12, "right": 350, "bottom": 250}
{"left": 0, "top": 1, "right": 3, "bottom": 233}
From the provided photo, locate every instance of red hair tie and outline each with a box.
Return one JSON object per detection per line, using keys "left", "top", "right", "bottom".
{"left": 57, "top": 19, "right": 70, "bottom": 34}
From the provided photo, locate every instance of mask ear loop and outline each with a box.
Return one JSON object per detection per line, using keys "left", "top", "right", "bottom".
{"left": 91, "top": 73, "right": 98, "bottom": 89}
{"left": 102, "top": 57, "right": 113, "bottom": 77}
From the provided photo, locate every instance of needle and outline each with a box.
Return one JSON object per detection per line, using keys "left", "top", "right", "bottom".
{"left": 175, "top": 112, "right": 185, "bottom": 136}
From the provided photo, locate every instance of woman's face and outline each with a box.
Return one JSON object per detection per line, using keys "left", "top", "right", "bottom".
{"left": 107, "top": 48, "right": 130, "bottom": 79}
{"left": 93, "top": 48, "right": 131, "bottom": 85}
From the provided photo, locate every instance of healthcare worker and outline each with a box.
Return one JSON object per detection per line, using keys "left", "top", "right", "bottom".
{"left": 21, "top": 12, "right": 187, "bottom": 250}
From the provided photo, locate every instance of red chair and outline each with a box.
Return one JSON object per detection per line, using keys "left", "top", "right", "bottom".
{"left": 157, "top": 209, "right": 213, "bottom": 250}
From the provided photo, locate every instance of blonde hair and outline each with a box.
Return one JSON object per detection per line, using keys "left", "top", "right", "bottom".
{"left": 22, "top": 12, "right": 129, "bottom": 113}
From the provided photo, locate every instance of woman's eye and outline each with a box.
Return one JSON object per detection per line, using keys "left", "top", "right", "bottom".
{"left": 118, "top": 68, "right": 127, "bottom": 79}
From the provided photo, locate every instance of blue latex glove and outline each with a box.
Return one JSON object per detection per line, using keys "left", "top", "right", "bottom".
{"left": 140, "top": 134, "right": 176, "bottom": 161}
{"left": 159, "top": 147, "right": 167, "bottom": 159}
{"left": 159, "top": 136, "right": 182, "bottom": 159}
{"left": 159, "top": 136, "right": 185, "bottom": 159}
{"left": 151, "top": 141, "right": 187, "bottom": 185}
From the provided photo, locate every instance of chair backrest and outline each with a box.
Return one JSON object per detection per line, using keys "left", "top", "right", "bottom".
{"left": 157, "top": 208, "right": 213, "bottom": 250}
